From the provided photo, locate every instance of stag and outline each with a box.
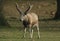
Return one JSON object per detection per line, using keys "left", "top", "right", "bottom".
{"left": 16, "top": 3, "right": 40, "bottom": 39}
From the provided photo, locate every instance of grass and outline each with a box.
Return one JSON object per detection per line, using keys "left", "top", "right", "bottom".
{"left": 0, "top": 0, "right": 60, "bottom": 41}
{"left": 0, "top": 26, "right": 60, "bottom": 41}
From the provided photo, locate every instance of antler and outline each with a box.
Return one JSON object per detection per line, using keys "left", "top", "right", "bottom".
{"left": 16, "top": 3, "right": 22, "bottom": 14}
{"left": 24, "top": 4, "right": 33, "bottom": 15}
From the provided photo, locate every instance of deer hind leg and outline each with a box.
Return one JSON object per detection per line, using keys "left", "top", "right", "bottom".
{"left": 36, "top": 24, "right": 40, "bottom": 39}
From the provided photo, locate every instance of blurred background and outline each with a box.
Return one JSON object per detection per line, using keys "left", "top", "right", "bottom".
{"left": 0, "top": 0, "right": 58, "bottom": 30}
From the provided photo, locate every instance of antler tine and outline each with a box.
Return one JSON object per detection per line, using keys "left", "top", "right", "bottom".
{"left": 24, "top": 4, "right": 33, "bottom": 15}
{"left": 15, "top": 3, "right": 18, "bottom": 7}
{"left": 29, "top": 4, "right": 33, "bottom": 11}
{"left": 15, "top": 3, "right": 22, "bottom": 14}
{"left": 29, "top": 3, "right": 33, "bottom": 7}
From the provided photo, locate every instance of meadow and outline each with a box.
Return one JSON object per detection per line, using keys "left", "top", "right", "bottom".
{"left": 0, "top": 0, "right": 60, "bottom": 41}
{"left": 0, "top": 26, "right": 60, "bottom": 41}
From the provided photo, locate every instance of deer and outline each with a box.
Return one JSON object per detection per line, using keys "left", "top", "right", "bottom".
{"left": 16, "top": 3, "right": 40, "bottom": 39}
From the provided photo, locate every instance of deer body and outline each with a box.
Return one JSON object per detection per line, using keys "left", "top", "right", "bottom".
{"left": 16, "top": 3, "right": 40, "bottom": 39}
{"left": 22, "top": 13, "right": 38, "bottom": 27}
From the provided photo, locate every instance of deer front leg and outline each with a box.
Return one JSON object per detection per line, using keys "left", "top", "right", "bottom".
{"left": 23, "top": 27, "right": 27, "bottom": 38}
{"left": 29, "top": 25, "right": 33, "bottom": 39}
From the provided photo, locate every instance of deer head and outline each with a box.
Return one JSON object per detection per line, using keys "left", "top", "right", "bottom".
{"left": 16, "top": 3, "right": 33, "bottom": 21}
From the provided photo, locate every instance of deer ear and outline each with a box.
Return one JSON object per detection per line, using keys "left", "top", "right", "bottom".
{"left": 16, "top": 3, "right": 22, "bottom": 15}
{"left": 24, "top": 4, "right": 33, "bottom": 15}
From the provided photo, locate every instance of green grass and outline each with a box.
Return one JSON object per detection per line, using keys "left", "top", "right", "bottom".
{"left": 0, "top": 0, "right": 60, "bottom": 41}
{"left": 0, "top": 26, "right": 60, "bottom": 41}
